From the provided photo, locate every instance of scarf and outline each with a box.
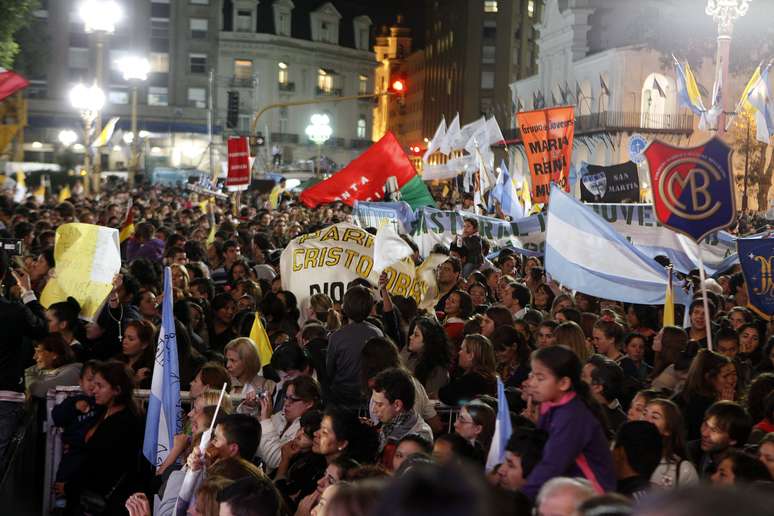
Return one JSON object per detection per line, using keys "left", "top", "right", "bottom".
{"left": 379, "top": 410, "right": 419, "bottom": 451}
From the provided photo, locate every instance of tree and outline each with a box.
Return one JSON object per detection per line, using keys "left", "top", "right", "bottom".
{"left": 0, "top": 0, "right": 39, "bottom": 69}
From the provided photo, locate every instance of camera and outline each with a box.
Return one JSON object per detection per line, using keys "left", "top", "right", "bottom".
{"left": 0, "top": 239, "right": 22, "bottom": 257}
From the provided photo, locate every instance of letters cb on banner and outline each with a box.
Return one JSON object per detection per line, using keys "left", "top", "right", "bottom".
{"left": 516, "top": 106, "right": 575, "bottom": 204}
{"left": 737, "top": 238, "right": 774, "bottom": 320}
{"left": 226, "top": 136, "right": 250, "bottom": 190}
{"left": 643, "top": 136, "right": 735, "bottom": 242}
{"left": 280, "top": 222, "right": 445, "bottom": 309}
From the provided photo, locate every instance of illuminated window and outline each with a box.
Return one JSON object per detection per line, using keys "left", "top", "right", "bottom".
{"left": 484, "top": 1, "right": 498, "bottom": 13}
{"left": 317, "top": 68, "right": 334, "bottom": 93}
{"left": 358, "top": 74, "right": 368, "bottom": 95}
{"left": 528, "top": 0, "right": 535, "bottom": 18}
{"left": 278, "top": 62, "right": 288, "bottom": 84}
{"left": 234, "top": 59, "right": 252, "bottom": 80}
{"left": 357, "top": 115, "right": 367, "bottom": 139}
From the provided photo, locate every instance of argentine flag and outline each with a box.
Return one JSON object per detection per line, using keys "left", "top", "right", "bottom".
{"left": 486, "top": 377, "right": 513, "bottom": 472}
{"left": 143, "top": 267, "right": 182, "bottom": 466}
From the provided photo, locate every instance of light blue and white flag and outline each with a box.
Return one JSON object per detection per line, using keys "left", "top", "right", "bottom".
{"left": 489, "top": 160, "right": 525, "bottom": 220}
{"left": 353, "top": 200, "right": 416, "bottom": 233}
{"left": 486, "top": 377, "right": 513, "bottom": 473}
{"left": 546, "top": 186, "right": 691, "bottom": 306}
{"left": 143, "top": 266, "right": 182, "bottom": 466}
{"left": 747, "top": 64, "right": 774, "bottom": 144}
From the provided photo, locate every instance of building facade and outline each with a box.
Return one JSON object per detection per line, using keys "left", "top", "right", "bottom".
{"left": 372, "top": 17, "right": 425, "bottom": 161}
{"left": 506, "top": 0, "right": 759, "bottom": 203}
{"left": 422, "top": 0, "right": 541, "bottom": 138}
{"left": 17, "top": 0, "right": 381, "bottom": 177}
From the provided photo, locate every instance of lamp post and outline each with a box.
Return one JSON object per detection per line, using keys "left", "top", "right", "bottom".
{"left": 705, "top": 0, "right": 751, "bottom": 137}
{"left": 305, "top": 114, "right": 332, "bottom": 176}
{"left": 78, "top": 0, "right": 121, "bottom": 191}
{"left": 58, "top": 130, "right": 78, "bottom": 148}
{"left": 120, "top": 56, "right": 149, "bottom": 187}
{"left": 69, "top": 83, "right": 105, "bottom": 194}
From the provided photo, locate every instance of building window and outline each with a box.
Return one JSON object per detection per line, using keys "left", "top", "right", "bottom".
{"left": 151, "top": 18, "right": 169, "bottom": 51}
{"left": 358, "top": 75, "right": 368, "bottom": 95}
{"left": 484, "top": 1, "right": 498, "bottom": 13}
{"left": 236, "top": 9, "right": 252, "bottom": 32}
{"left": 482, "top": 20, "right": 496, "bottom": 39}
{"left": 277, "top": 13, "right": 290, "bottom": 36}
{"left": 190, "top": 0, "right": 209, "bottom": 4}
{"left": 278, "top": 62, "right": 288, "bottom": 84}
{"left": 279, "top": 107, "right": 289, "bottom": 133}
{"left": 148, "top": 86, "right": 168, "bottom": 106}
{"left": 528, "top": 0, "right": 535, "bottom": 17}
{"left": 108, "top": 89, "right": 129, "bottom": 105}
{"left": 68, "top": 47, "right": 89, "bottom": 69}
{"left": 189, "top": 53, "right": 207, "bottom": 74}
{"left": 357, "top": 116, "right": 367, "bottom": 139}
{"left": 190, "top": 18, "right": 208, "bottom": 39}
{"left": 317, "top": 68, "right": 334, "bottom": 93}
{"left": 188, "top": 87, "right": 206, "bottom": 108}
{"left": 481, "top": 70, "right": 494, "bottom": 89}
{"left": 150, "top": 52, "right": 169, "bottom": 73}
{"left": 482, "top": 46, "right": 495, "bottom": 64}
{"left": 234, "top": 59, "right": 252, "bottom": 80}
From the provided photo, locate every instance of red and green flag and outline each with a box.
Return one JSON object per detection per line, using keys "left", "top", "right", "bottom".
{"left": 299, "top": 132, "right": 435, "bottom": 210}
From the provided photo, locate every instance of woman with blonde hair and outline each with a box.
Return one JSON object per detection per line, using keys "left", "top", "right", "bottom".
{"left": 439, "top": 334, "right": 497, "bottom": 405}
{"left": 554, "top": 321, "right": 592, "bottom": 362}
{"left": 170, "top": 264, "right": 190, "bottom": 294}
{"left": 224, "top": 337, "right": 275, "bottom": 397}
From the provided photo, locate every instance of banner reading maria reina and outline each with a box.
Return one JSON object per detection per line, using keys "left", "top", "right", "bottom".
{"left": 516, "top": 106, "right": 575, "bottom": 204}
{"left": 280, "top": 222, "right": 445, "bottom": 308}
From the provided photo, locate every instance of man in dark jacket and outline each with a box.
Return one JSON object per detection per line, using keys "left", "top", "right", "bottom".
{"left": 0, "top": 252, "right": 48, "bottom": 460}
{"left": 326, "top": 286, "right": 383, "bottom": 408}
{"left": 686, "top": 401, "right": 752, "bottom": 478}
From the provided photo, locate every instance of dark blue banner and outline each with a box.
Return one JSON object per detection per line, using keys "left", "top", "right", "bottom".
{"left": 738, "top": 237, "right": 774, "bottom": 320}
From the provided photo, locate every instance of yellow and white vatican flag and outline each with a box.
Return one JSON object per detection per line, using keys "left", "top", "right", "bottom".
{"left": 41, "top": 223, "right": 121, "bottom": 320}
{"left": 90, "top": 117, "right": 120, "bottom": 149}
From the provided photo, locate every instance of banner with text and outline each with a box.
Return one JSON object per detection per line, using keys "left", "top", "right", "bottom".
{"left": 280, "top": 222, "right": 445, "bottom": 309}
{"left": 580, "top": 161, "right": 640, "bottom": 203}
{"left": 516, "top": 106, "right": 575, "bottom": 204}
{"left": 226, "top": 136, "right": 250, "bottom": 190}
{"left": 410, "top": 205, "right": 737, "bottom": 274}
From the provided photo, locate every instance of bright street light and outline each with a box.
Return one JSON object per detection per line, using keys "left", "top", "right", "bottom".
{"left": 69, "top": 83, "right": 105, "bottom": 115}
{"left": 58, "top": 130, "right": 78, "bottom": 147}
{"left": 120, "top": 56, "right": 150, "bottom": 82}
{"left": 79, "top": 0, "right": 121, "bottom": 34}
{"left": 306, "top": 114, "right": 332, "bottom": 145}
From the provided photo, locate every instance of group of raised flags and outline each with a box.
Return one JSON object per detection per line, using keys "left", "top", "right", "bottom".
{"left": 675, "top": 56, "right": 774, "bottom": 142}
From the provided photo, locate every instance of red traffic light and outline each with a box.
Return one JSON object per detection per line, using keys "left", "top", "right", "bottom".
{"left": 390, "top": 78, "right": 407, "bottom": 94}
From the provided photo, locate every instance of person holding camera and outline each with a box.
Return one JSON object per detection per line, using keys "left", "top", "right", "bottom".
{"left": 0, "top": 251, "right": 49, "bottom": 461}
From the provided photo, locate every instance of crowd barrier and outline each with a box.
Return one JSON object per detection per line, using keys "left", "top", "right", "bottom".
{"left": 41, "top": 386, "right": 460, "bottom": 515}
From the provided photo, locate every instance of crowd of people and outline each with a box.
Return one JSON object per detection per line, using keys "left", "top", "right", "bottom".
{"left": 0, "top": 180, "right": 773, "bottom": 516}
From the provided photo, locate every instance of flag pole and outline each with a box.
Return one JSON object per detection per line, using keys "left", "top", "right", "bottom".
{"left": 697, "top": 255, "right": 713, "bottom": 352}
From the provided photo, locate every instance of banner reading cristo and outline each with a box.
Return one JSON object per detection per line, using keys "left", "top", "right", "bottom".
{"left": 516, "top": 106, "right": 575, "bottom": 204}
{"left": 280, "top": 222, "right": 445, "bottom": 308}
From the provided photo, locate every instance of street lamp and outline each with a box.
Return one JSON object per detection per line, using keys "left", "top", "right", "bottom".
{"left": 70, "top": 82, "right": 105, "bottom": 192}
{"left": 78, "top": 0, "right": 121, "bottom": 190}
{"left": 120, "top": 56, "right": 149, "bottom": 186}
{"left": 58, "top": 129, "right": 78, "bottom": 147}
{"left": 305, "top": 114, "right": 332, "bottom": 176}
{"left": 705, "top": 0, "right": 751, "bottom": 137}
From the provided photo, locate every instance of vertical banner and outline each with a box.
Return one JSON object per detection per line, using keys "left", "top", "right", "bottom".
{"left": 737, "top": 238, "right": 774, "bottom": 320}
{"left": 226, "top": 136, "right": 250, "bottom": 191}
{"left": 516, "top": 106, "right": 575, "bottom": 204}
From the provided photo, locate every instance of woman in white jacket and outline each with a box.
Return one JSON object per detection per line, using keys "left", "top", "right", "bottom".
{"left": 256, "top": 375, "right": 322, "bottom": 472}
{"left": 645, "top": 398, "right": 699, "bottom": 488}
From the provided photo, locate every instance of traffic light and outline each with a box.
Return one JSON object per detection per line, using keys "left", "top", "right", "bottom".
{"left": 227, "top": 91, "right": 239, "bottom": 129}
{"left": 389, "top": 76, "right": 407, "bottom": 106}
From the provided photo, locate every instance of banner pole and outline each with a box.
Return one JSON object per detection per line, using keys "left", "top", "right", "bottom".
{"left": 698, "top": 254, "right": 713, "bottom": 352}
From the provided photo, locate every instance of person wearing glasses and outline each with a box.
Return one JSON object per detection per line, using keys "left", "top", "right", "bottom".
{"left": 256, "top": 375, "right": 322, "bottom": 473}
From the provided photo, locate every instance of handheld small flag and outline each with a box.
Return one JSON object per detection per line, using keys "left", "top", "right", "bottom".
{"left": 674, "top": 58, "right": 706, "bottom": 116}
{"left": 119, "top": 200, "right": 135, "bottom": 243}
{"left": 143, "top": 267, "right": 183, "bottom": 467}
{"left": 485, "top": 377, "right": 513, "bottom": 472}
{"left": 663, "top": 266, "right": 675, "bottom": 326}
{"left": 249, "top": 313, "right": 274, "bottom": 367}
{"left": 58, "top": 185, "right": 71, "bottom": 202}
